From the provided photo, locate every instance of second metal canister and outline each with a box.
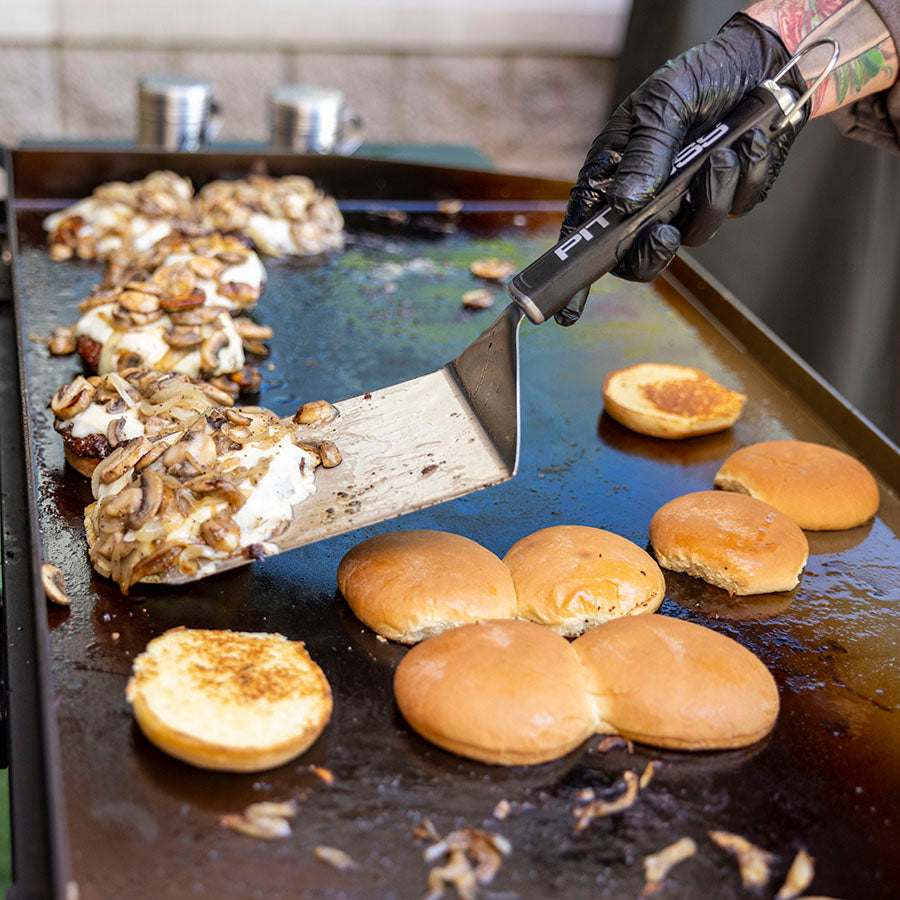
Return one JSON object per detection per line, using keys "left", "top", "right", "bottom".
{"left": 269, "top": 85, "right": 364, "bottom": 155}
{"left": 137, "top": 76, "right": 222, "bottom": 151}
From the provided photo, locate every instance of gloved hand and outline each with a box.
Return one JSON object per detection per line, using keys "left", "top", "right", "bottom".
{"left": 556, "top": 13, "right": 808, "bottom": 326}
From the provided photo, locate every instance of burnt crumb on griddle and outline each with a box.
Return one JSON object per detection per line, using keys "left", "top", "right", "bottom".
{"left": 421, "top": 464, "right": 438, "bottom": 476}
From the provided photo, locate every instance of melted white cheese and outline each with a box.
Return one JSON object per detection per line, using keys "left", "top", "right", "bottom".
{"left": 115, "top": 327, "right": 177, "bottom": 372}
{"left": 246, "top": 214, "right": 295, "bottom": 256}
{"left": 220, "top": 252, "right": 266, "bottom": 291}
{"left": 44, "top": 200, "right": 170, "bottom": 253}
{"left": 43, "top": 198, "right": 97, "bottom": 232}
{"left": 76, "top": 306, "right": 244, "bottom": 377}
{"left": 69, "top": 404, "right": 144, "bottom": 440}
{"left": 232, "top": 438, "right": 317, "bottom": 544}
{"left": 162, "top": 435, "right": 317, "bottom": 554}
{"left": 133, "top": 220, "right": 172, "bottom": 251}
{"left": 76, "top": 304, "right": 116, "bottom": 344}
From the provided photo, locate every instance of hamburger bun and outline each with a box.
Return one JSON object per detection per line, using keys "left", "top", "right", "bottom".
{"left": 337, "top": 530, "right": 517, "bottom": 644}
{"left": 714, "top": 440, "right": 879, "bottom": 531}
{"left": 65, "top": 446, "right": 101, "bottom": 477}
{"left": 603, "top": 363, "right": 746, "bottom": 439}
{"left": 394, "top": 619, "right": 596, "bottom": 765}
{"left": 649, "top": 491, "right": 808, "bottom": 595}
{"left": 126, "top": 628, "right": 332, "bottom": 772}
{"left": 573, "top": 616, "right": 779, "bottom": 750}
{"left": 503, "top": 525, "right": 665, "bottom": 636}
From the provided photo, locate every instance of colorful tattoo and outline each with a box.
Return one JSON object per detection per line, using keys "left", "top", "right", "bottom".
{"left": 746, "top": 0, "right": 897, "bottom": 116}
{"left": 833, "top": 40, "right": 894, "bottom": 104}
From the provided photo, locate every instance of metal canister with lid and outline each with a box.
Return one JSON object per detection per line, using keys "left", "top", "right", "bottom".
{"left": 137, "top": 76, "right": 222, "bottom": 151}
{"left": 269, "top": 85, "right": 364, "bottom": 155}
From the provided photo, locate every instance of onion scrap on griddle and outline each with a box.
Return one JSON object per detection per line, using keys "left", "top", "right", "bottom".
{"left": 709, "top": 829, "right": 776, "bottom": 889}
{"left": 641, "top": 837, "right": 698, "bottom": 896}
{"left": 776, "top": 848, "right": 816, "bottom": 899}
{"left": 572, "top": 758, "right": 662, "bottom": 834}
{"left": 414, "top": 820, "right": 511, "bottom": 900}
{"left": 219, "top": 799, "right": 297, "bottom": 840}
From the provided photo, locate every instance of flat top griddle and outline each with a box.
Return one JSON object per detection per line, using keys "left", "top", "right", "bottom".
{"left": 3, "top": 149, "right": 900, "bottom": 900}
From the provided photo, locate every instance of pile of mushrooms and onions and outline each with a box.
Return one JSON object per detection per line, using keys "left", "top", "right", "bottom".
{"left": 87, "top": 400, "right": 341, "bottom": 592}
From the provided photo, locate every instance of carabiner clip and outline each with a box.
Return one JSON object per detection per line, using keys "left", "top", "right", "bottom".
{"left": 769, "top": 38, "right": 840, "bottom": 130}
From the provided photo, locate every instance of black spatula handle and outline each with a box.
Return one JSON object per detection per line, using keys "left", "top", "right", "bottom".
{"left": 508, "top": 84, "right": 792, "bottom": 324}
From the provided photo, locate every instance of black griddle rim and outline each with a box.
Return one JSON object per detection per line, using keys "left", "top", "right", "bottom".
{"left": 2, "top": 146, "right": 73, "bottom": 900}
{"left": 7, "top": 145, "right": 573, "bottom": 207}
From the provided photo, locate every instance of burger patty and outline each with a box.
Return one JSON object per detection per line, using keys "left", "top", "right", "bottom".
{"left": 76, "top": 334, "right": 102, "bottom": 372}
{"left": 55, "top": 421, "right": 112, "bottom": 460}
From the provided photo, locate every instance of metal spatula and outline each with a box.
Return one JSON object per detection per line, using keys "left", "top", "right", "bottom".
{"left": 168, "top": 57, "right": 828, "bottom": 582}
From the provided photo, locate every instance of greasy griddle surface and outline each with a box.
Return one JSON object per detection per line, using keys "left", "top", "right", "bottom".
{"left": 14, "top": 202, "right": 900, "bottom": 899}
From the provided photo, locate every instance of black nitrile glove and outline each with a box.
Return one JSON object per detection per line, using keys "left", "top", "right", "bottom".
{"left": 556, "top": 13, "right": 808, "bottom": 326}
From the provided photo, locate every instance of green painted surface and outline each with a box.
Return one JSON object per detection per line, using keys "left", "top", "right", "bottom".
{"left": 0, "top": 771, "right": 8, "bottom": 894}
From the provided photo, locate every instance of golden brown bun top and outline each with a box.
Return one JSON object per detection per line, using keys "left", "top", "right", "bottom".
{"left": 337, "top": 530, "right": 517, "bottom": 643}
{"left": 604, "top": 364, "right": 742, "bottom": 418}
{"left": 649, "top": 491, "right": 808, "bottom": 594}
{"left": 573, "top": 615, "right": 779, "bottom": 750}
{"left": 503, "top": 525, "right": 664, "bottom": 635}
{"left": 602, "top": 363, "right": 746, "bottom": 439}
{"left": 394, "top": 619, "right": 596, "bottom": 765}
{"left": 714, "top": 440, "right": 879, "bottom": 531}
{"left": 128, "top": 627, "right": 328, "bottom": 706}
{"left": 126, "top": 627, "right": 332, "bottom": 772}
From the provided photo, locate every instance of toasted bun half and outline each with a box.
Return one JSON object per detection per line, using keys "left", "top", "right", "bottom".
{"left": 503, "top": 525, "right": 664, "bottom": 637}
{"left": 574, "top": 616, "right": 779, "bottom": 750}
{"left": 65, "top": 446, "right": 100, "bottom": 477}
{"left": 126, "top": 628, "right": 332, "bottom": 772}
{"left": 714, "top": 440, "right": 879, "bottom": 531}
{"left": 603, "top": 363, "right": 746, "bottom": 439}
{"left": 649, "top": 491, "right": 808, "bottom": 595}
{"left": 394, "top": 619, "right": 596, "bottom": 765}
{"left": 337, "top": 530, "right": 517, "bottom": 644}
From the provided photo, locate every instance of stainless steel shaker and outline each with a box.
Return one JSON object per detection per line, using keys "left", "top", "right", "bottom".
{"left": 268, "top": 85, "right": 364, "bottom": 154}
{"left": 137, "top": 76, "right": 223, "bottom": 151}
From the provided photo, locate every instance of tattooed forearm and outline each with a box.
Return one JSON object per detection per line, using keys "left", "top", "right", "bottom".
{"left": 744, "top": 0, "right": 898, "bottom": 115}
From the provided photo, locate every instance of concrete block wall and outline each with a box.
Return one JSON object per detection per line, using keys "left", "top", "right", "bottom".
{"left": 0, "top": 0, "right": 628, "bottom": 181}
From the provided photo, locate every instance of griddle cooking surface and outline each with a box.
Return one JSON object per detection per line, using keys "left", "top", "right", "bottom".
{"left": 10, "top": 174, "right": 900, "bottom": 899}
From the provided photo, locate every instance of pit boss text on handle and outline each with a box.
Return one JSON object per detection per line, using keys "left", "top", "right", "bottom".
{"left": 553, "top": 120, "right": 733, "bottom": 264}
